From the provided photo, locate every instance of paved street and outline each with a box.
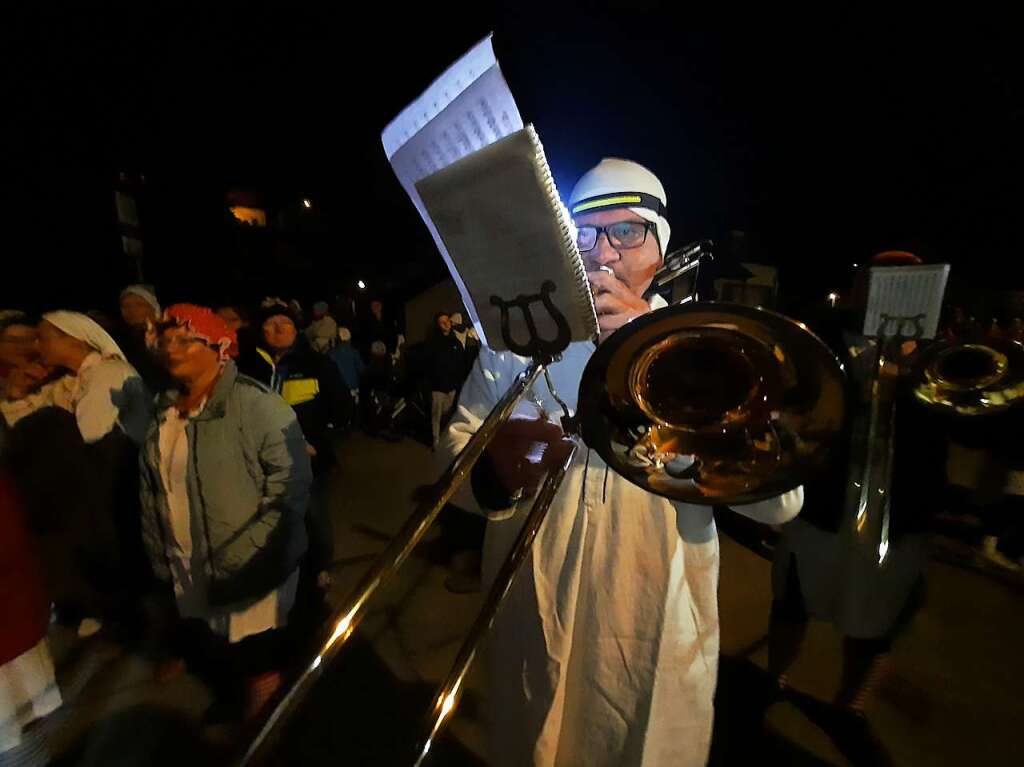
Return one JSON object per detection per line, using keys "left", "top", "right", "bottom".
{"left": 7, "top": 432, "right": 1024, "bottom": 766}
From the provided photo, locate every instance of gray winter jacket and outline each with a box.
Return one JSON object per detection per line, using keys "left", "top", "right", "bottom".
{"left": 139, "top": 361, "right": 312, "bottom": 607}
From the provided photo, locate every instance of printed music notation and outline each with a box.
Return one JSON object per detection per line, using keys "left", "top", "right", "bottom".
{"left": 863, "top": 264, "right": 950, "bottom": 340}
{"left": 381, "top": 35, "right": 523, "bottom": 334}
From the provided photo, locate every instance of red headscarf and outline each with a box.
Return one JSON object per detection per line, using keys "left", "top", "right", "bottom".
{"left": 161, "top": 304, "right": 238, "bottom": 360}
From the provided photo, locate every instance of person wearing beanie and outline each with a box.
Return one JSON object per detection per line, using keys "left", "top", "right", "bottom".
{"left": 139, "top": 304, "right": 312, "bottom": 722}
{"left": 241, "top": 302, "right": 353, "bottom": 595}
{"left": 305, "top": 300, "right": 338, "bottom": 354}
{"left": 119, "top": 285, "right": 161, "bottom": 329}
{"left": 328, "top": 326, "right": 365, "bottom": 408}
{"left": 439, "top": 159, "right": 804, "bottom": 767}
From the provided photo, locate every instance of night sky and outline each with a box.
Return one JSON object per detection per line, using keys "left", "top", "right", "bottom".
{"left": 6, "top": 4, "right": 1023, "bottom": 315}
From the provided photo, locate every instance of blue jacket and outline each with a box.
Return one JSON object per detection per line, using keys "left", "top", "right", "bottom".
{"left": 138, "top": 362, "right": 312, "bottom": 607}
{"left": 328, "top": 343, "right": 365, "bottom": 391}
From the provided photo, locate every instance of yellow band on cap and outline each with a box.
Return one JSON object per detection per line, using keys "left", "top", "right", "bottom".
{"left": 571, "top": 194, "right": 643, "bottom": 214}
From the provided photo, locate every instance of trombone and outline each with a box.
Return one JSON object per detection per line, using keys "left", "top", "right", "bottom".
{"left": 241, "top": 297, "right": 847, "bottom": 766}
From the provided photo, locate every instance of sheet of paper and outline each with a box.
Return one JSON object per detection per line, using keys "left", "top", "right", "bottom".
{"left": 381, "top": 35, "right": 523, "bottom": 339}
{"left": 863, "top": 264, "right": 951, "bottom": 339}
{"left": 416, "top": 127, "right": 597, "bottom": 352}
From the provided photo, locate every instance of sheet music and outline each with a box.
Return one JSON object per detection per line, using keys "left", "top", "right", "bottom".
{"left": 863, "top": 264, "right": 951, "bottom": 339}
{"left": 416, "top": 127, "right": 596, "bottom": 351}
{"left": 381, "top": 35, "right": 523, "bottom": 337}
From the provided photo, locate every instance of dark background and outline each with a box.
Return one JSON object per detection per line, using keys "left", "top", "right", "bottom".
{"left": 4, "top": 3, "right": 1023, "bottom": 315}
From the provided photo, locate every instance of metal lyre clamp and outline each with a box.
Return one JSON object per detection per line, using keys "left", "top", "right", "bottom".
{"left": 490, "top": 280, "right": 572, "bottom": 361}
{"left": 877, "top": 312, "right": 925, "bottom": 342}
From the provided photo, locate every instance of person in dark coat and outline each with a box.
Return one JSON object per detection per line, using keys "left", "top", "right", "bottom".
{"left": 360, "top": 299, "right": 399, "bottom": 358}
{"left": 425, "top": 313, "right": 465, "bottom": 449}
{"left": 240, "top": 303, "right": 352, "bottom": 592}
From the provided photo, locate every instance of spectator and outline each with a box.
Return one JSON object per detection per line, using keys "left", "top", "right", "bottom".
{"left": 305, "top": 301, "right": 338, "bottom": 354}
{"left": 1, "top": 313, "right": 64, "bottom": 426}
{"left": 140, "top": 304, "right": 312, "bottom": 721}
{"left": 242, "top": 303, "right": 352, "bottom": 589}
{"left": 35, "top": 312, "right": 154, "bottom": 635}
{"left": 361, "top": 299, "right": 398, "bottom": 357}
{"left": 426, "top": 313, "right": 465, "bottom": 450}
{"left": 288, "top": 299, "right": 306, "bottom": 329}
{"left": 245, "top": 303, "right": 351, "bottom": 476}
{"left": 116, "top": 285, "right": 172, "bottom": 394}
{"left": 120, "top": 284, "right": 161, "bottom": 330}
{"left": 328, "top": 326, "right": 364, "bottom": 409}
{"left": 334, "top": 292, "right": 359, "bottom": 336}
{"left": 361, "top": 340, "right": 398, "bottom": 439}
{"left": 449, "top": 311, "right": 480, "bottom": 382}
{"left": 217, "top": 303, "right": 268, "bottom": 380}
{"left": 37, "top": 311, "right": 152, "bottom": 445}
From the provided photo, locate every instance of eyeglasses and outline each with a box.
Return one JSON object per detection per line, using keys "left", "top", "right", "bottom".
{"left": 576, "top": 220, "right": 657, "bottom": 252}
{"left": 156, "top": 334, "right": 208, "bottom": 350}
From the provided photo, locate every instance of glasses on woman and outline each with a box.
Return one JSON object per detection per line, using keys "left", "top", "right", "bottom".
{"left": 156, "top": 334, "right": 208, "bottom": 351}
{"left": 576, "top": 220, "right": 656, "bottom": 252}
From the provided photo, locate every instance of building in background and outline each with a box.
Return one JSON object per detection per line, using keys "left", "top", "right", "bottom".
{"left": 115, "top": 172, "right": 146, "bottom": 282}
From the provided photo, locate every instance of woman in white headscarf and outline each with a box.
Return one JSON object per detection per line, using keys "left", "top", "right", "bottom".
{"left": 37, "top": 311, "right": 152, "bottom": 444}
{"left": 26, "top": 312, "right": 155, "bottom": 637}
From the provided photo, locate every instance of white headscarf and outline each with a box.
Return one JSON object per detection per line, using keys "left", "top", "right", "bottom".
{"left": 43, "top": 311, "right": 128, "bottom": 361}
{"left": 568, "top": 158, "right": 671, "bottom": 257}
{"left": 119, "top": 284, "right": 161, "bottom": 315}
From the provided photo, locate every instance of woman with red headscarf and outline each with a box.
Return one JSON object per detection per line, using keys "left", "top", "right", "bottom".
{"left": 139, "top": 304, "right": 312, "bottom": 722}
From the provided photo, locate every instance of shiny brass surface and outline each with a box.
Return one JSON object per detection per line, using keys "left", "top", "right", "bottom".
{"left": 579, "top": 302, "right": 846, "bottom": 504}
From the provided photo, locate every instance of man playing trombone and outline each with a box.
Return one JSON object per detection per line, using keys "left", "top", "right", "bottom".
{"left": 440, "top": 158, "right": 805, "bottom": 767}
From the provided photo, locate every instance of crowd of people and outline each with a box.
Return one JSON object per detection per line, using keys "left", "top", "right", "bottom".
{"left": 0, "top": 286, "right": 482, "bottom": 755}
{"left": 5, "top": 158, "right": 1022, "bottom": 767}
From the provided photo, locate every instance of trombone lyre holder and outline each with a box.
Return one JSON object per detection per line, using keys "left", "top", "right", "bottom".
{"left": 240, "top": 283, "right": 572, "bottom": 766}
{"left": 490, "top": 279, "right": 572, "bottom": 361}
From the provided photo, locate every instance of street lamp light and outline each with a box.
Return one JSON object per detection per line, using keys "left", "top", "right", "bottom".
{"left": 357, "top": 280, "right": 367, "bottom": 290}
{"left": 302, "top": 198, "right": 312, "bottom": 209}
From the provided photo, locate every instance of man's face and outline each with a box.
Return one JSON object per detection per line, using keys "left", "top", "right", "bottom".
{"left": 262, "top": 315, "right": 297, "bottom": 352}
{"left": 0, "top": 324, "right": 39, "bottom": 368}
{"left": 158, "top": 326, "right": 220, "bottom": 381}
{"left": 216, "top": 307, "right": 244, "bottom": 331}
{"left": 437, "top": 314, "right": 452, "bottom": 334}
{"left": 121, "top": 294, "right": 158, "bottom": 328}
{"left": 371, "top": 301, "right": 383, "bottom": 319}
{"left": 575, "top": 208, "right": 662, "bottom": 298}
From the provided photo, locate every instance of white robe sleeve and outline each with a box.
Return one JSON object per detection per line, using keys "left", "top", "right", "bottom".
{"left": 437, "top": 347, "right": 527, "bottom": 520}
{"left": 726, "top": 485, "right": 804, "bottom": 525}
